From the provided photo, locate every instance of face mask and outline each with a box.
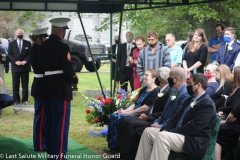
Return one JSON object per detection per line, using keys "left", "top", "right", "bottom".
{"left": 143, "top": 81, "right": 152, "bottom": 87}
{"left": 224, "top": 35, "right": 231, "bottom": 43}
{"left": 17, "top": 35, "right": 23, "bottom": 39}
{"left": 187, "top": 84, "right": 198, "bottom": 96}
{"left": 205, "top": 72, "right": 212, "bottom": 79}
{"left": 115, "top": 40, "right": 119, "bottom": 44}
{"left": 126, "top": 37, "right": 133, "bottom": 43}
{"left": 216, "top": 32, "right": 222, "bottom": 37}
{"left": 167, "top": 77, "right": 176, "bottom": 88}
{"left": 189, "top": 36, "right": 193, "bottom": 41}
{"left": 149, "top": 42, "right": 157, "bottom": 48}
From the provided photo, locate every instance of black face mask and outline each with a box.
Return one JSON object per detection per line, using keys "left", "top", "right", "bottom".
{"left": 17, "top": 35, "right": 23, "bottom": 39}
{"left": 149, "top": 42, "right": 157, "bottom": 48}
{"left": 115, "top": 40, "right": 119, "bottom": 44}
{"left": 167, "top": 77, "right": 176, "bottom": 88}
{"left": 187, "top": 84, "right": 198, "bottom": 96}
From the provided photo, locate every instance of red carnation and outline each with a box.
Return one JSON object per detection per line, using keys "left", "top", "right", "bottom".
{"left": 85, "top": 109, "right": 90, "bottom": 114}
{"left": 117, "top": 94, "right": 122, "bottom": 99}
{"left": 105, "top": 98, "right": 112, "bottom": 104}
{"left": 97, "top": 96, "right": 102, "bottom": 101}
{"left": 94, "top": 117, "right": 100, "bottom": 122}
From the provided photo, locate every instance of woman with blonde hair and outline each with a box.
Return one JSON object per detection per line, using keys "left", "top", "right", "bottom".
{"left": 182, "top": 28, "right": 208, "bottom": 74}
{"left": 214, "top": 66, "right": 240, "bottom": 160}
{"left": 212, "top": 64, "right": 233, "bottom": 111}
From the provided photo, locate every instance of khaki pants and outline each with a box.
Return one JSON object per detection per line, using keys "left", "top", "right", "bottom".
{"left": 135, "top": 127, "right": 185, "bottom": 160}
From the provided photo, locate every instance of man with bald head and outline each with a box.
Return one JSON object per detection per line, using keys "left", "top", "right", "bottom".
{"left": 165, "top": 33, "right": 183, "bottom": 68}
{"left": 8, "top": 28, "right": 31, "bottom": 105}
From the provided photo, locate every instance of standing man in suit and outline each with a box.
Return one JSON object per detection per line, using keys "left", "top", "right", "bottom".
{"left": 136, "top": 73, "right": 217, "bottom": 160}
{"left": 118, "top": 31, "right": 136, "bottom": 91}
{"left": 216, "top": 27, "right": 240, "bottom": 71}
{"left": 8, "top": 29, "right": 31, "bottom": 105}
{"left": 38, "top": 18, "right": 78, "bottom": 160}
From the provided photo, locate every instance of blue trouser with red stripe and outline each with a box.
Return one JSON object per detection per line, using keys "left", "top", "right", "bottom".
{"left": 42, "top": 99, "right": 70, "bottom": 160}
{"left": 33, "top": 97, "right": 46, "bottom": 151}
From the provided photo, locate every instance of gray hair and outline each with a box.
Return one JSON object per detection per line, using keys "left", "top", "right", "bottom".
{"left": 207, "top": 62, "right": 219, "bottom": 72}
{"left": 171, "top": 67, "right": 186, "bottom": 82}
{"left": 156, "top": 67, "right": 171, "bottom": 83}
{"left": 15, "top": 28, "right": 24, "bottom": 35}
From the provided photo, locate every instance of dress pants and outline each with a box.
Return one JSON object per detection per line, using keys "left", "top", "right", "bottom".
{"left": 33, "top": 97, "right": 46, "bottom": 151}
{"left": 135, "top": 127, "right": 185, "bottom": 160}
{"left": 12, "top": 72, "right": 29, "bottom": 103}
{"left": 0, "top": 93, "right": 14, "bottom": 109}
{"left": 119, "top": 66, "right": 134, "bottom": 91}
{"left": 42, "top": 99, "right": 70, "bottom": 160}
{"left": 116, "top": 116, "right": 151, "bottom": 160}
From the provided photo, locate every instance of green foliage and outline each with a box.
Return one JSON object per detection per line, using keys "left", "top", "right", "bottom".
{"left": 0, "top": 11, "right": 47, "bottom": 38}
{"left": 94, "top": 1, "right": 240, "bottom": 41}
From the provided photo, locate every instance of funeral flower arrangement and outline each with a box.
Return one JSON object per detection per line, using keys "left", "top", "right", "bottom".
{"left": 83, "top": 88, "right": 142, "bottom": 127}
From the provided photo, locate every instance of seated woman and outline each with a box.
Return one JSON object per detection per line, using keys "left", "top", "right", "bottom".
{"left": 107, "top": 69, "right": 160, "bottom": 151}
{"left": 214, "top": 66, "right": 240, "bottom": 160}
{"left": 212, "top": 64, "right": 233, "bottom": 111}
{"left": 204, "top": 62, "right": 219, "bottom": 98}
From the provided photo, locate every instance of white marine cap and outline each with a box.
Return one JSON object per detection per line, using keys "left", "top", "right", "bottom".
{"left": 32, "top": 27, "right": 49, "bottom": 36}
{"left": 49, "top": 18, "right": 70, "bottom": 29}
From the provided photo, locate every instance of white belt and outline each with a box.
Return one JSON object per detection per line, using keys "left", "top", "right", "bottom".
{"left": 45, "top": 70, "right": 64, "bottom": 76}
{"left": 34, "top": 74, "right": 43, "bottom": 78}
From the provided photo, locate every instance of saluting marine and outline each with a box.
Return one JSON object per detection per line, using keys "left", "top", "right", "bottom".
{"left": 29, "top": 27, "right": 49, "bottom": 151}
{"left": 38, "top": 18, "right": 78, "bottom": 160}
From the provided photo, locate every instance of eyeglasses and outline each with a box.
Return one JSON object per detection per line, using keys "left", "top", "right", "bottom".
{"left": 165, "top": 39, "right": 170, "bottom": 42}
{"left": 204, "top": 70, "right": 210, "bottom": 72}
{"left": 143, "top": 73, "right": 151, "bottom": 77}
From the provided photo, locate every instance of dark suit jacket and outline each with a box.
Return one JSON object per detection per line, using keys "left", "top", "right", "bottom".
{"left": 8, "top": 39, "right": 31, "bottom": 72}
{"left": 146, "top": 85, "right": 176, "bottom": 121}
{"left": 162, "top": 93, "right": 217, "bottom": 158}
{"left": 155, "top": 83, "right": 190, "bottom": 127}
{"left": 118, "top": 42, "right": 136, "bottom": 72}
{"left": 216, "top": 41, "right": 240, "bottom": 71}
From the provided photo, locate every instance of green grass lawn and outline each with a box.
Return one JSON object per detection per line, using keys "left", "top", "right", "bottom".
{"left": 0, "top": 63, "right": 113, "bottom": 151}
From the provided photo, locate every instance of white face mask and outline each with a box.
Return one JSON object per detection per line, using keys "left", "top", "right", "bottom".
{"left": 143, "top": 81, "right": 152, "bottom": 87}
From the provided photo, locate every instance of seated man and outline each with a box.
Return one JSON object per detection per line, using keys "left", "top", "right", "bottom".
{"left": 116, "top": 67, "right": 189, "bottom": 159}
{"left": 136, "top": 73, "right": 217, "bottom": 160}
{"left": 0, "top": 76, "right": 14, "bottom": 110}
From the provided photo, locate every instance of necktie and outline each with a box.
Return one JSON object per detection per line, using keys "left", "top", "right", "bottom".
{"left": 176, "top": 99, "right": 194, "bottom": 128}
{"left": 127, "top": 44, "right": 130, "bottom": 55}
{"left": 224, "top": 44, "right": 229, "bottom": 59}
{"left": 19, "top": 41, "right": 22, "bottom": 53}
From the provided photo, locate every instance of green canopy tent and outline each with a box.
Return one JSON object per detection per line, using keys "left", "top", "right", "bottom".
{"left": 0, "top": 0, "right": 227, "bottom": 110}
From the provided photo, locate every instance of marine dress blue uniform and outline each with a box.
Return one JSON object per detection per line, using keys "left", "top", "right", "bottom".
{"left": 30, "top": 42, "right": 46, "bottom": 151}
{"left": 38, "top": 18, "right": 78, "bottom": 160}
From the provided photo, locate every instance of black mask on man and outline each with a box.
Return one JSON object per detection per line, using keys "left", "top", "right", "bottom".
{"left": 115, "top": 40, "right": 119, "bottom": 44}
{"left": 187, "top": 85, "right": 198, "bottom": 96}
{"left": 149, "top": 42, "right": 157, "bottom": 48}
{"left": 167, "top": 77, "right": 176, "bottom": 88}
{"left": 17, "top": 35, "right": 23, "bottom": 39}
